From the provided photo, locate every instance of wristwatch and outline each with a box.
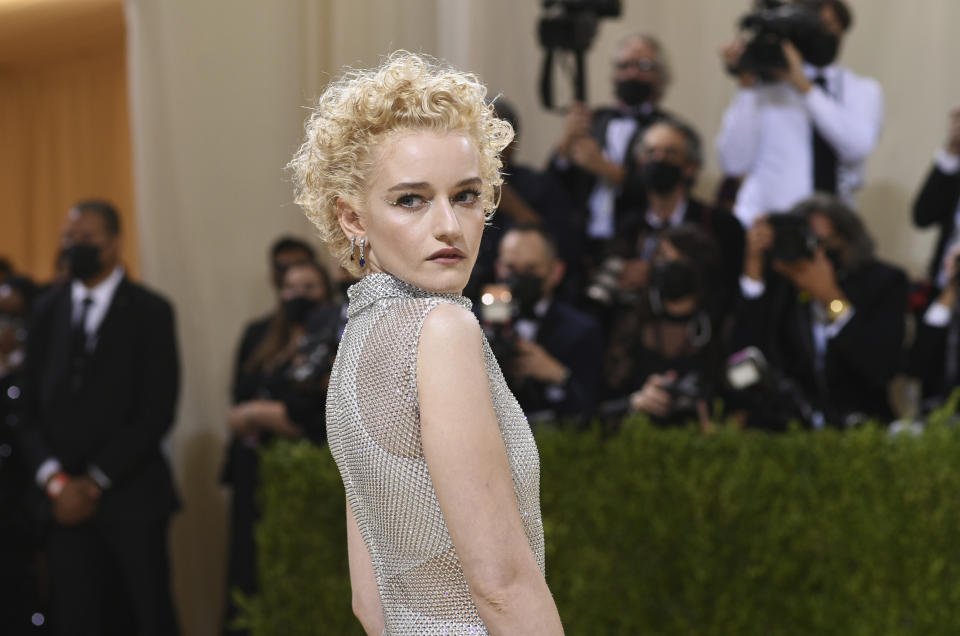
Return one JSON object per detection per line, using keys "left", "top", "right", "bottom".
{"left": 826, "top": 298, "right": 851, "bottom": 323}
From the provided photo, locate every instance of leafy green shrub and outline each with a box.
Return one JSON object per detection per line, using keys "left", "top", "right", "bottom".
{"left": 241, "top": 419, "right": 960, "bottom": 635}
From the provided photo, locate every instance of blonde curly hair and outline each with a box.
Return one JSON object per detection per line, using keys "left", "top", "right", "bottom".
{"left": 289, "top": 51, "right": 515, "bottom": 276}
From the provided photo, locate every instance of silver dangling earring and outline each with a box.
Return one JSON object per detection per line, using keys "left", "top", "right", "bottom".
{"left": 358, "top": 237, "right": 366, "bottom": 268}
{"left": 349, "top": 235, "right": 356, "bottom": 261}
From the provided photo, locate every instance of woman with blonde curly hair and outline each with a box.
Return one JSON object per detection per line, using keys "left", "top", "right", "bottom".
{"left": 290, "top": 52, "right": 563, "bottom": 634}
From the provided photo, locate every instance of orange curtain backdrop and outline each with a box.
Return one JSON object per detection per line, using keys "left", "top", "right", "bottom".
{"left": 0, "top": 44, "right": 138, "bottom": 281}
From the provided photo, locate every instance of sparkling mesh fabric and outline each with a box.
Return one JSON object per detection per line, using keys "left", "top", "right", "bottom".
{"left": 326, "top": 272, "right": 545, "bottom": 635}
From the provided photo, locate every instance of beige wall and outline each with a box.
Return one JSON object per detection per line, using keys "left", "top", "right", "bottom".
{"left": 124, "top": 1, "right": 960, "bottom": 633}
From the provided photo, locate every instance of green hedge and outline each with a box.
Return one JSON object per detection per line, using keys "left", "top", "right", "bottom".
{"left": 238, "top": 413, "right": 960, "bottom": 634}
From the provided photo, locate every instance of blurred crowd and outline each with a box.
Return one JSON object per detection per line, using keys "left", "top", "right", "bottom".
{"left": 3, "top": 0, "right": 960, "bottom": 633}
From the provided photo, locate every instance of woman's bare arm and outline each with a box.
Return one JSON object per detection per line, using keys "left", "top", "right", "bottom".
{"left": 346, "top": 500, "right": 385, "bottom": 635}
{"left": 418, "top": 304, "right": 563, "bottom": 635}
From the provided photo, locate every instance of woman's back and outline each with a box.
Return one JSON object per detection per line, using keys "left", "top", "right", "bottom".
{"left": 326, "top": 273, "right": 544, "bottom": 633}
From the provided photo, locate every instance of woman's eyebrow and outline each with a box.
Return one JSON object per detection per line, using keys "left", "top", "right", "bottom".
{"left": 386, "top": 176, "right": 481, "bottom": 192}
{"left": 387, "top": 181, "right": 430, "bottom": 192}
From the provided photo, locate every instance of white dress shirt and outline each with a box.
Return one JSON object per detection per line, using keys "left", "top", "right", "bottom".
{"left": 70, "top": 266, "right": 125, "bottom": 351}
{"left": 36, "top": 267, "right": 125, "bottom": 489}
{"left": 717, "top": 63, "right": 884, "bottom": 228}
{"left": 586, "top": 116, "right": 639, "bottom": 239}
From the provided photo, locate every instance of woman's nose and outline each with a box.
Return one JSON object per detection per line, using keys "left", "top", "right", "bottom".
{"left": 432, "top": 198, "right": 462, "bottom": 241}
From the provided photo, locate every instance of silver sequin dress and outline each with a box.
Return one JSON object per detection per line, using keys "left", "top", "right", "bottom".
{"left": 326, "top": 272, "right": 545, "bottom": 635}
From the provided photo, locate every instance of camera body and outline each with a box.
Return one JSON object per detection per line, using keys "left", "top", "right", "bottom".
{"left": 479, "top": 284, "right": 520, "bottom": 364}
{"left": 768, "top": 212, "right": 819, "bottom": 262}
{"left": 736, "top": 0, "right": 829, "bottom": 81}
{"left": 538, "top": 0, "right": 621, "bottom": 51}
{"left": 537, "top": 0, "right": 622, "bottom": 109}
{"left": 663, "top": 371, "right": 704, "bottom": 420}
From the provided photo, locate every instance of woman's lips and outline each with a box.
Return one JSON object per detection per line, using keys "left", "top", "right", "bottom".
{"left": 428, "top": 249, "right": 465, "bottom": 264}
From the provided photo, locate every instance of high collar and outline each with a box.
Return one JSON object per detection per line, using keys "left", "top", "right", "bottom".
{"left": 345, "top": 272, "right": 472, "bottom": 318}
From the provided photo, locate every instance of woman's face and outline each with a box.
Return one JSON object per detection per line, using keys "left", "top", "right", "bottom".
{"left": 356, "top": 130, "right": 485, "bottom": 295}
{"left": 281, "top": 265, "right": 327, "bottom": 302}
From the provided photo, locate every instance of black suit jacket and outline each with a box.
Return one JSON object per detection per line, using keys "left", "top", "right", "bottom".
{"left": 510, "top": 299, "right": 604, "bottom": 423}
{"left": 20, "top": 278, "right": 180, "bottom": 522}
{"left": 620, "top": 197, "right": 745, "bottom": 320}
{"left": 913, "top": 163, "right": 960, "bottom": 282}
{"left": 731, "top": 260, "right": 907, "bottom": 423}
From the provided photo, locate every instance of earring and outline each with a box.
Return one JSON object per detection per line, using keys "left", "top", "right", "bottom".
{"left": 349, "top": 235, "right": 356, "bottom": 261}
{"left": 358, "top": 237, "right": 366, "bottom": 268}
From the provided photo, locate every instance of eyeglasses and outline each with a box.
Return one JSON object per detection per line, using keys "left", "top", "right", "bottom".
{"left": 613, "top": 59, "right": 658, "bottom": 73}
{"left": 637, "top": 146, "right": 685, "bottom": 162}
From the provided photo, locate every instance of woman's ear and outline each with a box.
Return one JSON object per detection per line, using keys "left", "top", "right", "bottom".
{"left": 337, "top": 198, "right": 365, "bottom": 238}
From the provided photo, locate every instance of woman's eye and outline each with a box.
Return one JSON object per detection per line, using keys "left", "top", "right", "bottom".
{"left": 453, "top": 189, "right": 481, "bottom": 206}
{"left": 388, "top": 194, "right": 427, "bottom": 210}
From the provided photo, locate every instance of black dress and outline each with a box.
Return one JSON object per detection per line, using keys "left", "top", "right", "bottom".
{"left": 221, "top": 305, "right": 340, "bottom": 634}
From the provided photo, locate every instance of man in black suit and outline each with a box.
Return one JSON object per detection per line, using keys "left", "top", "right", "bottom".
{"left": 549, "top": 34, "right": 674, "bottom": 273}
{"left": 484, "top": 226, "right": 604, "bottom": 425}
{"left": 20, "top": 200, "right": 181, "bottom": 635}
{"left": 912, "top": 105, "right": 960, "bottom": 289}
{"left": 731, "top": 194, "right": 907, "bottom": 428}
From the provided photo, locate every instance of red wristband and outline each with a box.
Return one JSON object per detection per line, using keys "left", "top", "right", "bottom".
{"left": 46, "top": 472, "right": 68, "bottom": 499}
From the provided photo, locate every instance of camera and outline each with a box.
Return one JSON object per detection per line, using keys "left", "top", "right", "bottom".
{"left": 479, "top": 284, "right": 520, "bottom": 364}
{"left": 663, "top": 371, "right": 704, "bottom": 420}
{"left": 586, "top": 256, "right": 641, "bottom": 307}
{"left": 768, "top": 213, "right": 819, "bottom": 262}
{"left": 537, "top": 0, "right": 622, "bottom": 109}
{"left": 734, "top": 0, "right": 833, "bottom": 81}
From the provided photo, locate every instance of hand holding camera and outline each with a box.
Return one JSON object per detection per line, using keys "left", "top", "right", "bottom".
{"left": 557, "top": 102, "right": 592, "bottom": 158}
{"left": 629, "top": 372, "right": 675, "bottom": 417}
{"left": 512, "top": 338, "right": 569, "bottom": 386}
{"left": 776, "top": 40, "right": 812, "bottom": 94}
{"left": 773, "top": 247, "right": 843, "bottom": 306}
{"left": 720, "top": 38, "right": 755, "bottom": 87}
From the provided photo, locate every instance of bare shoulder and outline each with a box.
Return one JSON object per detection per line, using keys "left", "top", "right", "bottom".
{"left": 418, "top": 302, "right": 482, "bottom": 356}
{"left": 417, "top": 302, "right": 488, "bottom": 409}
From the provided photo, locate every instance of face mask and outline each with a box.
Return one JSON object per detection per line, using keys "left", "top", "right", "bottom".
{"left": 68, "top": 244, "right": 103, "bottom": 281}
{"left": 805, "top": 31, "right": 840, "bottom": 67}
{"left": 651, "top": 260, "right": 701, "bottom": 303}
{"left": 506, "top": 273, "right": 544, "bottom": 318}
{"left": 641, "top": 160, "right": 685, "bottom": 195}
{"left": 283, "top": 296, "right": 318, "bottom": 324}
{"left": 615, "top": 79, "right": 653, "bottom": 107}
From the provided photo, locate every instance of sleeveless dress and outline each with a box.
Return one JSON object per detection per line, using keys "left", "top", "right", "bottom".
{"left": 325, "top": 272, "right": 545, "bottom": 634}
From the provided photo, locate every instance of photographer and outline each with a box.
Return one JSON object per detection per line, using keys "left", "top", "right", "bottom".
{"left": 550, "top": 33, "right": 673, "bottom": 271}
{"left": 589, "top": 118, "right": 745, "bottom": 324}
{"left": 912, "top": 105, "right": 960, "bottom": 291}
{"left": 732, "top": 195, "right": 907, "bottom": 428}
{"left": 484, "top": 225, "right": 604, "bottom": 425}
{"left": 909, "top": 244, "right": 960, "bottom": 409}
{"left": 603, "top": 226, "right": 723, "bottom": 429}
{"left": 716, "top": 0, "right": 883, "bottom": 227}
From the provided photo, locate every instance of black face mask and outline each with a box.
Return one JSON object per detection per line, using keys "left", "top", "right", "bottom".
{"left": 805, "top": 31, "right": 840, "bottom": 68}
{"left": 67, "top": 244, "right": 103, "bottom": 281}
{"left": 615, "top": 79, "right": 654, "bottom": 107}
{"left": 284, "top": 296, "right": 318, "bottom": 324}
{"left": 506, "top": 273, "right": 544, "bottom": 318}
{"left": 641, "top": 160, "right": 685, "bottom": 195}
